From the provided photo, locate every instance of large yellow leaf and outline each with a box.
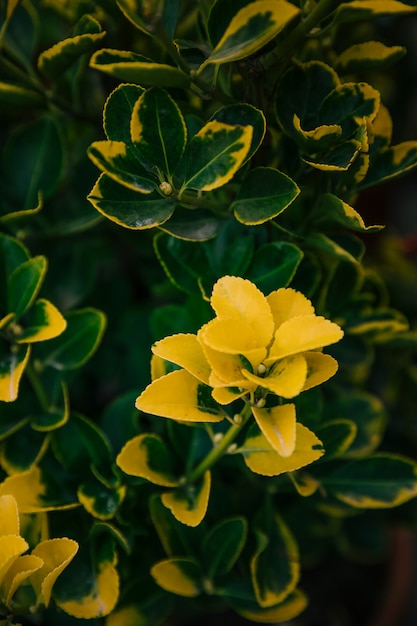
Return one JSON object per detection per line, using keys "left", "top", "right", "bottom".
{"left": 200, "top": 318, "right": 267, "bottom": 366}
{"left": 135, "top": 369, "right": 224, "bottom": 422}
{"left": 252, "top": 404, "right": 297, "bottom": 457}
{"left": 0, "top": 535, "right": 28, "bottom": 588}
{"left": 242, "top": 424, "right": 324, "bottom": 476}
{"left": 201, "top": 340, "right": 255, "bottom": 390}
{"left": 152, "top": 334, "right": 211, "bottom": 384}
{"left": 2, "top": 554, "right": 43, "bottom": 607}
{"left": 30, "top": 538, "right": 79, "bottom": 606}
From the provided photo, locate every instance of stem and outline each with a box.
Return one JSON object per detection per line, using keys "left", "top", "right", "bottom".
{"left": 187, "top": 403, "right": 252, "bottom": 483}
{"left": 25, "top": 362, "right": 49, "bottom": 412}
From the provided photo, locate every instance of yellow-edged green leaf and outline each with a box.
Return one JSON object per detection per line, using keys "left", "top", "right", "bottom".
{"left": 360, "top": 140, "right": 417, "bottom": 190}
{"left": 135, "top": 369, "right": 224, "bottom": 422}
{"left": 56, "top": 560, "right": 119, "bottom": 618}
{"left": 7, "top": 256, "right": 47, "bottom": 318}
{"left": 319, "top": 82, "right": 380, "bottom": 131}
{"left": 317, "top": 193, "right": 383, "bottom": 232}
{"left": 77, "top": 482, "right": 126, "bottom": 521}
{"left": 241, "top": 424, "right": 324, "bottom": 476}
{"left": 88, "top": 174, "right": 176, "bottom": 230}
{"left": 151, "top": 558, "right": 203, "bottom": 597}
{"left": 116, "top": 0, "right": 180, "bottom": 39}
{"left": 38, "top": 20, "right": 106, "bottom": 79}
{"left": 232, "top": 167, "right": 300, "bottom": 225}
{"left": 334, "top": 1, "right": 416, "bottom": 25}
{"left": 302, "top": 139, "right": 362, "bottom": 171}
{"left": 131, "top": 87, "right": 187, "bottom": 175}
{"left": 337, "top": 41, "right": 406, "bottom": 73}
{"left": 161, "top": 470, "right": 211, "bottom": 527}
{"left": 181, "top": 121, "right": 252, "bottom": 191}
{"left": 307, "top": 232, "right": 365, "bottom": 264}
{"left": 30, "top": 538, "right": 79, "bottom": 606}
{"left": 316, "top": 419, "right": 358, "bottom": 461}
{"left": 152, "top": 334, "right": 211, "bottom": 385}
{"left": 116, "top": 434, "right": 180, "bottom": 487}
{"left": 202, "top": 517, "right": 248, "bottom": 578}
{"left": 0, "top": 494, "right": 19, "bottom": 535}
{"left": 319, "top": 454, "right": 417, "bottom": 508}
{"left": 0, "top": 82, "right": 44, "bottom": 109}
{"left": 292, "top": 114, "right": 342, "bottom": 152}
{"left": 90, "top": 49, "right": 189, "bottom": 88}
{"left": 201, "top": 0, "right": 300, "bottom": 68}
{"left": 252, "top": 404, "right": 297, "bottom": 457}
{"left": 3, "top": 554, "right": 43, "bottom": 607}
{"left": 0, "top": 535, "right": 28, "bottom": 587}
{"left": 0, "top": 342, "right": 30, "bottom": 402}
{"left": 231, "top": 588, "right": 308, "bottom": 623}
{"left": 103, "top": 83, "right": 144, "bottom": 143}
{"left": 251, "top": 515, "right": 299, "bottom": 607}
{"left": 88, "top": 141, "right": 156, "bottom": 194}
{"left": 16, "top": 298, "right": 66, "bottom": 343}
{"left": 0, "top": 422, "right": 49, "bottom": 474}
{"left": 209, "top": 102, "right": 266, "bottom": 165}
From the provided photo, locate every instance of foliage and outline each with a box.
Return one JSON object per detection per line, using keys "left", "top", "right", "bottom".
{"left": 1, "top": 0, "right": 417, "bottom": 624}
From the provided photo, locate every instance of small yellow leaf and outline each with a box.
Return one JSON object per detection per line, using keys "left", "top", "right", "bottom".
{"left": 0, "top": 535, "right": 28, "bottom": 588}
{"left": 116, "top": 434, "right": 179, "bottom": 487}
{"left": 3, "top": 554, "right": 43, "bottom": 607}
{"left": 266, "top": 288, "right": 315, "bottom": 328}
{"left": 252, "top": 404, "right": 297, "bottom": 457}
{"left": 16, "top": 299, "right": 67, "bottom": 343}
{"left": 135, "top": 370, "right": 224, "bottom": 422}
{"left": 242, "top": 355, "right": 307, "bottom": 399}
{"left": 200, "top": 318, "right": 267, "bottom": 366}
{"left": 161, "top": 471, "right": 211, "bottom": 527}
{"left": 0, "top": 344, "right": 30, "bottom": 402}
{"left": 151, "top": 558, "right": 202, "bottom": 597}
{"left": 201, "top": 340, "right": 256, "bottom": 390}
{"left": 0, "top": 467, "right": 45, "bottom": 512}
{"left": 0, "top": 494, "right": 19, "bottom": 535}
{"left": 152, "top": 334, "right": 211, "bottom": 384}
{"left": 30, "top": 538, "right": 79, "bottom": 606}
{"left": 57, "top": 560, "right": 119, "bottom": 618}
{"left": 302, "top": 352, "right": 339, "bottom": 391}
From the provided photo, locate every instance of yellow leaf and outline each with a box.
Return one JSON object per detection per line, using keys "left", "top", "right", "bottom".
{"left": 116, "top": 434, "right": 179, "bottom": 487}
{"left": 266, "top": 288, "right": 315, "bottom": 328}
{"left": 151, "top": 558, "right": 202, "bottom": 597}
{"left": 2, "top": 554, "right": 43, "bottom": 607}
{"left": 0, "top": 494, "right": 19, "bottom": 535}
{"left": 106, "top": 605, "right": 144, "bottom": 626}
{"left": 0, "top": 535, "right": 28, "bottom": 588}
{"left": 211, "top": 385, "right": 248, "bottom": 405}
{"left": 161, "top": 471, "right": 211, "bottom": 527}
{"left": 152, "top": 334, "right": 211, "bottom": 384}
{"left": 242, "top": 424, "right": 324, "bottom": 476}
{"left": 0, "top": 344, "right": 30, "bottom": 402}
{"left": 135, "top": 369, "right": 224, "bottom": 422}
{"left": 30, "top": 538, "right": 79, "bottom": 606}
{"left": 302, "top": 352, "right": 339, "bottom": 391}
{"left": 0, "top": 466, "right": 78, "bottom": 512}
{"left": 242, "top": 355, "right": 307, "bottom": 399}
{"left": 201, "top": 340, "right": 256, "bottom": 390}
{"left": 16, "top": 299, "right": 67, "bottom": 343}
{"left": 200, "top": 318, "right": 267, "bottom": 366}
{"left": 57, "top": 560, "right": 119, "bottom": 618}
{"left": 210, "top": 276, "right": 274, "bottom": 347}
{"left": 267, "top": 315, "right": 344, "bottom": 362}
{"left": 252, "top": 404, "right": 297, "bottom": 457}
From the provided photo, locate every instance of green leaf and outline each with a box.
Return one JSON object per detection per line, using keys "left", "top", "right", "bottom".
{"left": 251, "top": 513, "right": 299, "bottom": 607}
{"left": 315, "top": 420, "right": 358, "bottom": 461}
{"left": 154, "top": 232, "right": 208, "bottom": 293}
{"left": 103, "top": 83, "right": 144, "bottom": 143}
{"left": 161, "top": 470, "right": 211, "bottom": 527}
{"left": 302, "top": 139, "right": 362, "bottom": 171}
{"left": 307, "top": 232, "right": 365, "bottom": 264}
{"left": 30, "top": 381, "right": 69, "bottom": 432}
{"left": 203, "top": 220, "right": 254, "bottom": 278}
{"left": 202, "top": 517, "right": 247, "bottom": 578}
{"left": 337, "top": 41, "right": 406, "bottom": 73}
{"left": 318, "top": 454, "right": 417, "bottom": 508}
{"left": 77, "top": 480, "right": 126, "bottom": 520}
{"left": 0, "top": 423, "right": 48, "bottom": 473}
{"left": 201, "top": 0, "right": 300, "bottom": 68}
{"left": 116, "top": 434, "right": 180, "bottom": 487}
{"left": 15, "top": 299, "right": 66, "bottom": 343}
{"left": 160, "top": 207, "right": 221, "bottom": 241}
{"left": 334, "top": 1, "right": 416, "bottom": 26}
{"left": 131, "top": 87, "right": 187, "bottom": 176}
{"left": 210, "top": 102, "right": 266, "bottom": 165}
{"left": 88, "top": 174, "right": 175, "bottom": 230}
{"left": 0, "top": 340, "right": 29, "bottom": 402}
{"left": 246, "top": 242, "right": 303, "bottom": 292}
{"left": 182, "top": 121, "right": 252, "bottom": 191}
{"left": 38, "top": 17, "right": 106, "bottom": 79}
{"left": 316, "top": 193, "right": 383, "bottom": 232}
{"left": 2, "top": 116, "right": 64, "bottom": 211}
{"left": 319, "top": 82, "right": 380, "bottom": 136}
{"left": 39, "top": 308, "right": 106, "bottom": 370}
{"left": 151, "top": 558, "right": 204, "bottom": 597}
{"left": 232, "top": 167, "right": 300, "bottom": 225}
{"left": 7, "top": 256, "right": 47, "bottom": 318}
{"left": 0, "top": 234, "right": 29, "bottom": 277}
{"left": 88, "top": 141, "right": 157, "bottom": 193}
{"left": 90, "top": 49, "right": 189, "bottom": 87}
{"left": 207, "top": 0, "right": 255, "bottom": 47}
{"left": 359, "top": 140, "right": 417, "bottom": 190}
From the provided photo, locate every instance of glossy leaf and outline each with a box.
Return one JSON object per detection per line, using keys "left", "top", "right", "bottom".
{"left": 116, "top": 433, "right": 180, "bottom": 487}
{"left": 88, "top": 141, "right": 156, "bottom": 193}
{"left": 181, "top": 121, "right": 252, "bottom": 191}
{"left": 161, "top": 470, "right": 211, "bottom": 526}
{"left": 210, "top": 103, "right": 266, "bottom": 164}
{"left": 7, "top": 256, "right": 47, "bottom": 318}
{"left": 201, "top": 0, "right": 300, "bottom": 67}
{"left": 90, "top": 49, "right": 189, "bottom": 87}
{"left": 251, "top": 514, "right": 299, "bottom": 607}
{"left": 135, "top": 369, "right": 224, "bottom": 422}
{"left": 151, "top": 558, "right": 203, "bottom": 597}
{"left": 103, "top": 83, "right": 144, "bottom": 143}
{"left": 202, "top": 517, "right": 247, "bottom": 577}
{"left": 232, "top": 167, "right": 300, "bottom": 225}
{"left": 160, "top": 207, "right": 221, "bottom": 241}
{"left": 319, "top": 82, "right": 380, "bottom": 134}
{"left": 319, "top": 454, "right": 417, "bottom": 508}
{"left": 241, "top": 423, "right": 324, "bottom": 476}
{"left": 337, "top": 41, "right": 406, "bottom": 73}
{"left": 16, "top": 298, "right": 66, "bottom": 343}
{"left": 0, "top": 341, "right": 30, "bottom": 402}
{"left": 88, "top": 174, "right": 175, "bottom": 229}
{"left": 246, "top": 242, "right": 303, "bottom": 293}
{"left": 38, "top": 17, "right": 105, "bottom": 79}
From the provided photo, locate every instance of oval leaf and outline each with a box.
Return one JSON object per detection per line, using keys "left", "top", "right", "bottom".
{"left": 161, "top": 470, "right": 211, "bottom": 527}
{"left": 116, "top": 434, "right": 180, "bottom": 487}
{"left": 202, "top": 517, "right": 248, "bottom": 577}
{"left": 103, "top": 83, "right": 144, "bottom": 143}
{"left": 88, "top": 141, "right": 156, "bottom": 194}
{"left": 151, "top": 558, "right": 203, "bottom": 597}
{"left": 7, "top": 256, "right": 47, "bottom": 319}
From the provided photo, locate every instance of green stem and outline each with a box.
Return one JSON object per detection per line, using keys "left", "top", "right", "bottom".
{"left": 25, "top": 362, "right": 49, "bottom": 412}
{"left": 187, "top": 403, "right": 252, "bottom": 483}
